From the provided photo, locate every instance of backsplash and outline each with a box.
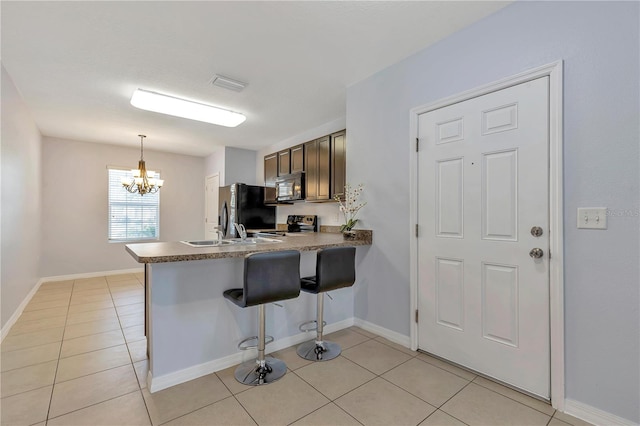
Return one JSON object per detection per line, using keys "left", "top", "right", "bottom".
{"left": 276, "top": 202, "right": 341, "bottom": 228}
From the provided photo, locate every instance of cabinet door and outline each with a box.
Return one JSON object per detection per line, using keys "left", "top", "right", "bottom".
{"left": 317, "top": 136, "right": 331, "bottom": 200}
{"left": 304, "top": 140, "right": 318, "bottom": 200}
{"left": 331, "top": 130, "right": 346, "bottom": 199}
{"left": 278, "top": 149, "right": 291, "bottom": 176}
{"left": 291, "top": 144, "right": 305, "bottom": 173}
{"left": 264, "top": 153, "right": 278, "bottom": 185}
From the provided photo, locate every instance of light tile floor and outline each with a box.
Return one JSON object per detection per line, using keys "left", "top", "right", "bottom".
{"left": 1, "top": 275, "right": 594, "bottom": 426}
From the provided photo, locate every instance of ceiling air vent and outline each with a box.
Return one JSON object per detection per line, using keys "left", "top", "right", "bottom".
{"left": 210, "top": 74, "right": 248, "bottom": 92}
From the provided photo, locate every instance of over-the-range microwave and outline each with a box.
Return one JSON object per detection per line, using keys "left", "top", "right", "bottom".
{"left": 275, "top": 172, "right": 305, "bottom": 202}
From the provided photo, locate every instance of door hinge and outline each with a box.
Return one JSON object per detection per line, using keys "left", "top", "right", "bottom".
{"left": 415, "top": 224, "right": 419, "bottom": 237}
{"left": 416, "top": 138, "right": 419, "bottom": 152}
{"left": 415, "top": 309, "right": 419, "bottom": 323}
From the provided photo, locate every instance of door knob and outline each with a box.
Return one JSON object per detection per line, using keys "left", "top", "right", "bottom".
{"left": 529, "top": 248, "right": 544, "bottom": 259}
{"left": 530, "top": 226, "right": 543, "bottom": 237}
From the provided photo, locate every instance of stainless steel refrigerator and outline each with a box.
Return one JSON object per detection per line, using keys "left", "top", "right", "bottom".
{"left": 218, "top": 183, "right": 276, "bottom": 238}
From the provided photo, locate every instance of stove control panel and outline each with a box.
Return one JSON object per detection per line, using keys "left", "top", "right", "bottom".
{"left": 286, "top": 215, "right": 318, "bottom": 232}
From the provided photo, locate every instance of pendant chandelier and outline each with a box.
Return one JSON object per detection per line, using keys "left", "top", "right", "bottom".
{"left": 122, "top": 134, "right": 164, "bottom": 195}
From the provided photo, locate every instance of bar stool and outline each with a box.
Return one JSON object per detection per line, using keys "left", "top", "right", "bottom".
{"left": 297, "top": 246, "right": 356, "bottom": 361}
{"left": 224, "top": 250, "right": 301, "bottom": 385}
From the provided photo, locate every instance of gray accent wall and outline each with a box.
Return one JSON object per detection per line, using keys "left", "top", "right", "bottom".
{"left": 40, "top": 137, "right": 205, "bottom": 277}
{"left": 1, "top": 65, "right": 43, "bottom": 329}
{"left": 205, "top": 146, "right": 258, "bottom": 187}
{"left": 347, "top": 1, "right": 639, "bottom": 422}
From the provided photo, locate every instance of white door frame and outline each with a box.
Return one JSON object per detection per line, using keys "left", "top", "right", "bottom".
{"left": 409, "top": 61, "right": 564, "bottom": 410}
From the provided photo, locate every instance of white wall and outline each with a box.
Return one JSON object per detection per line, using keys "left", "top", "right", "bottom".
{"left": 347, "top": 1, "right": 639, "bottom": 423}
{"left": 40, "top": 137, "right": 205, "bottom": 277}
{"left": 0, "top": 65, "right": 43, "bottom": 329}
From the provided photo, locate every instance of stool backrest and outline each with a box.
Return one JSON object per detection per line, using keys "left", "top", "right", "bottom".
{"left": 316, "top": 246, "right": 356, "bottom": 292}
{"left": 244, "top": 250, "right": 301, "bottom": 306}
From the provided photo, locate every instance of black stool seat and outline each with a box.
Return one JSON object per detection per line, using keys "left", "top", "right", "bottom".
{"left": 223, "top": 250, "right": 301, "bottom": 385}
{"left": 297, "top": 246, "right": 356, "bottom": 361}
{"left": 224, "top": 249, "right": 301, "bottom": 308}
{"left": 300, "top": 246, "right": 356, "bottom": 295}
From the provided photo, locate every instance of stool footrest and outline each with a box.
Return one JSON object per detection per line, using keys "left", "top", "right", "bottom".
{"left": 298, "top": 319, "right": 327, "bottom": 333}
{"left": 238, "top": 335, "right": 274, "bottom": 350}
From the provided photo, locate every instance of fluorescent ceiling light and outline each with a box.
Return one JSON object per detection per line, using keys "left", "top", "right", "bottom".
{"left": 130, "top": 89, "right": 246, "bottom": 127}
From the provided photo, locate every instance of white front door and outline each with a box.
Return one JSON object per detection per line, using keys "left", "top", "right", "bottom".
{"left": 417, "top": 77, "right": 550, "bottom": 398}
{"left": 205, "top": 174, "right": 220, "bottom": 239}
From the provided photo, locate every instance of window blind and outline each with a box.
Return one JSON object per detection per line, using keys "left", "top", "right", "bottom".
{"left": 108, "top": 167, "right": 160, "bottom": 241}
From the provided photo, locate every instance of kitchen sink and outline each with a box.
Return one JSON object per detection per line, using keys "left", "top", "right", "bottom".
{"left": 180, "top": 240, "right": 236, "bottom": 247}
{"left": 180, "top": 237, "right": 281, "bottom": 247}
{"left": 229, "top": 237, "right": 282, "bottom": 245}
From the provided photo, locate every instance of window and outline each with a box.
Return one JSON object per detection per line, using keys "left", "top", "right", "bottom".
{"left": 108, "top": 167, "right": 160, "bottom": 242}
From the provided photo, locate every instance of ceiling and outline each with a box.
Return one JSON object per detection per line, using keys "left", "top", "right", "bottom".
{"left": 2, "top": 1, "right": 511, "bottom": 157}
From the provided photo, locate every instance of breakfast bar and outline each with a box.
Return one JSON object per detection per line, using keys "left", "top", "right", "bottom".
{"left": 125, "top": 231, "right": 371, "bottom": 392}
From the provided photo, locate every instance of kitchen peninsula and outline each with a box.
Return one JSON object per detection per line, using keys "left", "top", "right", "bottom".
{"left": 126, "top": 231, "right": 372, "bottom": 392}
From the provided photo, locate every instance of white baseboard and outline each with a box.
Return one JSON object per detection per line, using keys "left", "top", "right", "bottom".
{"left": 563, "top": 399, "right": 638, "bottom": 426}
{"left": 148, "top": 317, "right": 355, "bottom": 393}
{"left": 353, "top": 318, "right": 411, "bottom": 348}
{"left": 1, "top": 277, "right": 45, "bottom": 342}
{"left": 1, "top": 268, "right": 145, "bottom": 343}
{"left": 40, "top": 268, "right": 144, "bottom": 283}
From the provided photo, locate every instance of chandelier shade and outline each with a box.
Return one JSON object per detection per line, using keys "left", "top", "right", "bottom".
{"left": 122, "top": 135, "right": 164, "bottom": 195}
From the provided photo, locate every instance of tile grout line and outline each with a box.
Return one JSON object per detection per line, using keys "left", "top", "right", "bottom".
{"left": 44, "top": 276, "right": 142, "bottom": 422}
{"left": 470, "top": 375, "right": 557, "bottom": 418}
{"left": 1, "top": 275, "right": 145, "bottom": 423}
{"left": 45, "top": 389, "right": 144, "bottom": 423}
{"left": 28, "top": 279, "right": 562, "bottom": 426}
{"left": 44, "top": 277, "right": 76, "bottom": 424}
{"left": 337, "top": 336, "right": 473, "bottom": 426}
{"left": 286, "top": 333, "right": 379, "bottom": 424}
{"left": 107, "top": 276, "right": 154, "bottom": 426}
{"left": 413, "top": 353, "right": 478, "bottom": 382}
{"left": 213, "top": 369, "right": 261, "bottom": 426}
{"left": 0, "top": 288, "right": 70, "bottom": 404}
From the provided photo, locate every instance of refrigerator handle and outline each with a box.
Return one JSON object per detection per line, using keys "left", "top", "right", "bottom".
{"left": 220, "top": 201, "right": 229, "bottom": 237}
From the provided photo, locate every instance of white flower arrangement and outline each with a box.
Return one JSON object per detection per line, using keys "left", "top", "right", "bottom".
{"left": 335, "top": 183, "right": 367, "bottom": 232}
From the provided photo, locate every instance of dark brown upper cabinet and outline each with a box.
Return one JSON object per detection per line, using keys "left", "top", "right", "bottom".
{"left": 305, "top": 135, "right": 331, "bottom": 201}
{"left": 330, "top": 130, "right": 346, "bottom": 200}
{"left": 265, "top": 129, "right": 345, "bottom": 202}
{"left": 291, "top": 144, "right": 305, "bottom": 173}
{"left": 278, "top": 149, "right": 291, "bottom": 176}
{"left": 263, "top": 152, "right": 278, "bottom": 204}
{"left": 264, "top": 153, "right": 278, "bottom": 185}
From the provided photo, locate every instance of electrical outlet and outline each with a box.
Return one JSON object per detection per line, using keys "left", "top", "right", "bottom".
{"left": 577, "top": 207, "right": 607, "bottom": 229}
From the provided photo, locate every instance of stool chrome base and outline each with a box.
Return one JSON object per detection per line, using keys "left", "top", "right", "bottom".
{"left": 234, "top": 357, "right": 287, "bottom": 385}
{"left": 296, "top": 340, "right": 341, "bottom": 361}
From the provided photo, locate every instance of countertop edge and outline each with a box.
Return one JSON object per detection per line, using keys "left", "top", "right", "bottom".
{"left": 125, "top": 230, "right": 372, "bottom": 264}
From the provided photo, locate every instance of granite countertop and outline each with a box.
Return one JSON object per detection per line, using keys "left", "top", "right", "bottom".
{"left": 125, "top": 230, "right": 372, "bottom": 264}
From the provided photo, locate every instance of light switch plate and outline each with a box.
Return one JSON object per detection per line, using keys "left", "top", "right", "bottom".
{"left": 577, "top": 207, "right": 607, "bottom": 229}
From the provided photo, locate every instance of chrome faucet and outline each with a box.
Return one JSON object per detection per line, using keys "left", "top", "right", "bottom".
{"left": 234, "top": 223, "right": 247, "bottom": 241}
{"left": 215, "top": 229, "right": 224, "bottom": 244}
